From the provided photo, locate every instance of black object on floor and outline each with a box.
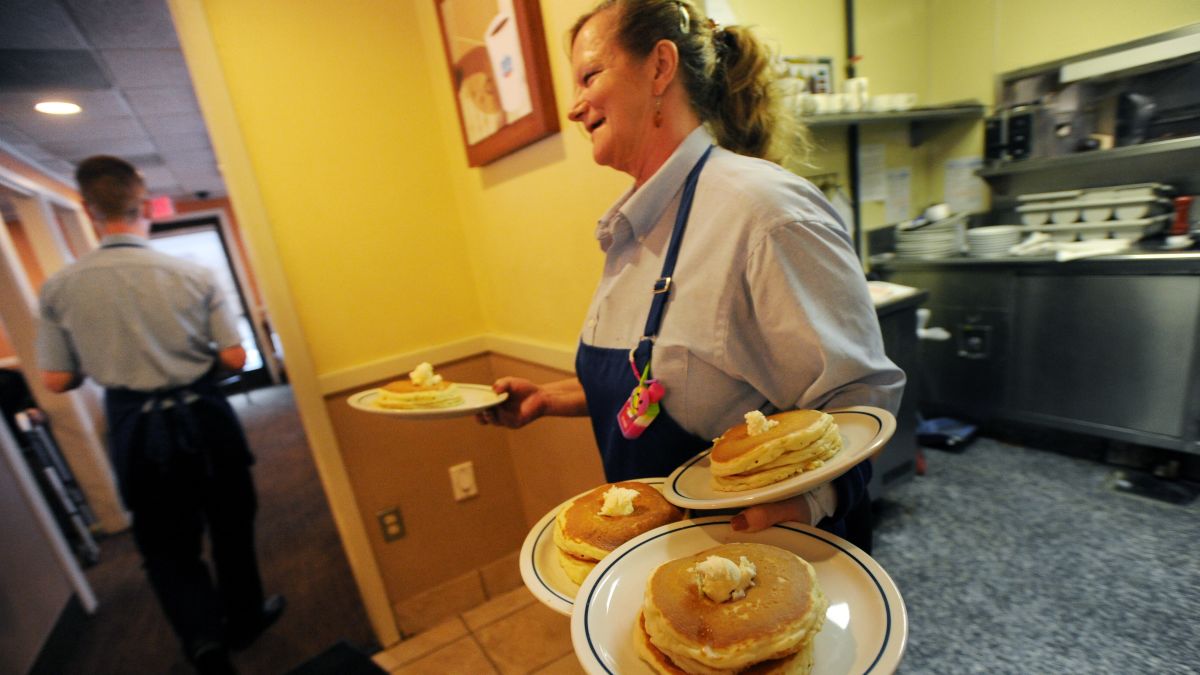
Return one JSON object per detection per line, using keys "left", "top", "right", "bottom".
{"left": 285, "top": 641, "right": 386, "bottom": 675}
{"left": 916, "top": 416, "right": 978, "bottom": 451}
{"left": 1109, "top": 469, "right": 1200, "bottom": 505}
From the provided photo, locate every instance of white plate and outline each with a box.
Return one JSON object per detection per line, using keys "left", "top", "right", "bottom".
{"left": 663, "top": 406, "right": 896, "bottom": 510}
{"left": 519, "top": 478, "right": 669, "bottom": 616}
{"left": 346, "top": 384, "right": 507, "bottom": 419}
{"left": 572, "top": 517, "right": 908, "bottom": 675}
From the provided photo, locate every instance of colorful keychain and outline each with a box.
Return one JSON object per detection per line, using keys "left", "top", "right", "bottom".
{"left": 617, "top": 349, "right": 665, "bottom": 439}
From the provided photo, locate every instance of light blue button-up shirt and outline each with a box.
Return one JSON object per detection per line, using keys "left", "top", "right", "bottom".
{"left": 581, "top": 127, "right": 904, "bottom": 441}
{"left": 37, "top": 234, "right": 242, "bottom": 392}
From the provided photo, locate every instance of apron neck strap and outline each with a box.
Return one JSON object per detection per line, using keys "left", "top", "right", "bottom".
{"left": 634, "top": 144, "right": 715, "bottom": 367}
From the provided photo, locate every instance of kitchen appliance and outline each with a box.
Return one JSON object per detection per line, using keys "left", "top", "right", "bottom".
{"left": 1005, "top": 104, "right": 1056, "bottom": 160}
{"left": 1116, "top": 92, "right": 1157, "bottom": 146}
{"left": 984, "top": 111, "right": 1008, "bottom": 162}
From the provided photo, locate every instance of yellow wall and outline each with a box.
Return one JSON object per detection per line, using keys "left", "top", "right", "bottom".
{"left": 199, "top": 0, "right": 485, "bottom": 376}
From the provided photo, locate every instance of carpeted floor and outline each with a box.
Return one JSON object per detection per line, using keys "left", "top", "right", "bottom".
{"left": 872, "top": 438, "right": 1200, "bottom": 675}
{"left": 40, "top": 384, "right": 377, "bottom": 675}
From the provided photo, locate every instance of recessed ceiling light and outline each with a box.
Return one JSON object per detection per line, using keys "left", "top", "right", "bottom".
{"left": 35, "top": 101, "right": 82, "bottom": 115}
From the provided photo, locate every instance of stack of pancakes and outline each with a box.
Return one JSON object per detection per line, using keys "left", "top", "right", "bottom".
{"left": 376, "top": 362, "right": 463, "bottom": 409}
{"left": 635, "top": 542, "right": 827, "bottom": 674}
{"left": 553, "top": 482, "right": 684, "bottom": 585}
{"left": 376, "top": 379, "right": 462, "bottom": 409}
{"left": 709, "top": 410, "right": 842, "bottom": 492}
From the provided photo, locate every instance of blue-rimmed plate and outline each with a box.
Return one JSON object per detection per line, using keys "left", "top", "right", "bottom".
{"left": 572, "top": 516, "right": 907, "bottom": 675}
{"left": 347, "top": 384, "right": 507, "bottom": 420}
{"left": 664, "top": 406, "right": 896, "bottom": 510}
{"left": 519, "top": 478, "right": 669, "bottom": 616}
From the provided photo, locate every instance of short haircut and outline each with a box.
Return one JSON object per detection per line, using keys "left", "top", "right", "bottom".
{"left": 75, "top": 155, "right": 145, "bottom": 221}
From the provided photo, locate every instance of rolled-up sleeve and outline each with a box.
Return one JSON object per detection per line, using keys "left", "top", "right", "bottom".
{"left": 36, "top": 288, "right": 80, "bottom": 374}
{"left": 733, "top": 219, "right": 905, "bottom": 416}
{"left": 206, "top": 274, "right": 243, "bottom": 349}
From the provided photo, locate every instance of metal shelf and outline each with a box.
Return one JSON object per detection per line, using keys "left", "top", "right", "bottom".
{"left": 977, "top": 136, "right": 1200, "bottom": 178}
{"left": 803, "top": 103, "right": 985, "bottom": 128}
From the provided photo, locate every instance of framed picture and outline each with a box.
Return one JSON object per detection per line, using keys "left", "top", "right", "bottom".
{"left": 434, "top": 0, "right": 560, "bottom": 167}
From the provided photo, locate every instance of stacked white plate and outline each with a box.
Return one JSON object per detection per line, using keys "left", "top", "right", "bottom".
{"left": 895, "top": 229, "right": 960, "bottom": 258}
{"left": 895, "top": 215, "right": 965, "bottom": 259}
{"left": 966, "top": 225, "right": 1023, "bottom": 258}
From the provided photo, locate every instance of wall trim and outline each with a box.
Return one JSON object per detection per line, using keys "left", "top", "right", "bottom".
{"left": 317, "top": 333, "right": 576, "bottom": 395}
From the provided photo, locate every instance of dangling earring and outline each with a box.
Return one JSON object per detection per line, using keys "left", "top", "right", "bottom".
{"left": 653, "top": 96, "right": 663, "bottom": 128}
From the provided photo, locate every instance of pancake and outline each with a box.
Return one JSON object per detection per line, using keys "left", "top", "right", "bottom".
{"left": 376, "top": 362, "right": 464, "bottom": 409}
{"left": 711, "top": 425, "right": 842, "bottom": 492}
{"left": 555, "top": 547, "right": 598, "bottom": 586}
{"left": 639, "top": 542, "right": 826, "bottom": 674}
{"left": 634, "top": 611, "right": 815, "bottom": 675}
{"left": 553, "top": 481, "right": 684, "bottom": 582}
{"left": 709, "top": 410, "right": 841, "bottom": 492}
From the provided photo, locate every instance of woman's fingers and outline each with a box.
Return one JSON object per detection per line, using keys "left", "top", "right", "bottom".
{"left": 730, "top": 496, "right": 809, "bottom": 532}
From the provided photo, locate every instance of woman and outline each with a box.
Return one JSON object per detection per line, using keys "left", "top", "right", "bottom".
{"left": 478, "top": 0, "right": 903, "bottom": 545}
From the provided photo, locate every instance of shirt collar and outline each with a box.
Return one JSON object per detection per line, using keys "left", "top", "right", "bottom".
{"left": 595, "top": 126, "right": 714, "bottom": 250}
{"left": 100, "top": 233, "right": 149, "bottom": 248}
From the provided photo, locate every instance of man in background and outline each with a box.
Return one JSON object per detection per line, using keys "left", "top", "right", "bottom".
{"left": 36, "top": 155, "right": 283, "bottom": 675}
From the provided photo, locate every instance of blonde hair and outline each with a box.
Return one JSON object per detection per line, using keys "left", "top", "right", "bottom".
{"left": 569, "top": 0, "right": 809, "bottom": 164}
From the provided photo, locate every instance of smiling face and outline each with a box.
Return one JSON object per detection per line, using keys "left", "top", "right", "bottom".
{"left": 569, "top": 9, "right": 657, "bottom": 177}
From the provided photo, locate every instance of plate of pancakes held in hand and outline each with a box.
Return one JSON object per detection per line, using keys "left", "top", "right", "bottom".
{"left": 664, "top": 406, "right": 896, "bottom": 510}
{"left": 572, "top": 516, "right": 908, "bottom": 675}
{"left": 347, "top": 361, "right": 507, "bottom": 420}
{"left": 520, "top": 478, "right": 686, "bottom": 616}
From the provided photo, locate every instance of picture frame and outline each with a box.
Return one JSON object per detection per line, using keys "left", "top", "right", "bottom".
{"left": 434, "top": 0, "right": 560, "bottom": 167}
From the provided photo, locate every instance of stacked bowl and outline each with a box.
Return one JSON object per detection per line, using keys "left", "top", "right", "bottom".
{"left": 966, "top": 225, "right": 1023, "bottom": 258}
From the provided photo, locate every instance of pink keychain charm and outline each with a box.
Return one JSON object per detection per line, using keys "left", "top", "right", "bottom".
{"left": 617, "top": 355, "right": 664, "bottom": 439}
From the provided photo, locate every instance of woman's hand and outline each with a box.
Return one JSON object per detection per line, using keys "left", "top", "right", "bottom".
{"left": 477, "top": 376, "right": 590, "bottom": 428}
{"left": 730, "top": 495, "right": 811, "bottom": 533}
{"left": 476, "top": 377, "right": 548, "bottom": 429}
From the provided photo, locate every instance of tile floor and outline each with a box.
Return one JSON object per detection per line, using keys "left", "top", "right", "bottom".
{"left": 371, "top": 586, "right": 583, "bottom": 675}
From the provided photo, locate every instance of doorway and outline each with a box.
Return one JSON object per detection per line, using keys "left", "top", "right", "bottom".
{"left": 149, "top": 211, "right": 284, "bottom": 391}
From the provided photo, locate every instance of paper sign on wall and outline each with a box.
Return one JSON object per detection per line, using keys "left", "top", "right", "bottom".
{"left": 885, "top": 167, "right": 912, "bottom": 224}
{"left": 944, "top": 157, "right": 986, "bottom": 214}
{"left": 858, "top": 144, "right": 886, "bottom": 201}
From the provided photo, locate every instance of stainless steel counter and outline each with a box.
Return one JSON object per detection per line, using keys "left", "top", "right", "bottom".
{"left": 874, "top": 253, "right": 1200, "bottom": 456}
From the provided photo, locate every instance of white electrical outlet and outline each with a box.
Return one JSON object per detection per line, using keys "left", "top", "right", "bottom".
{"left": 449, "top": 461, "right": 478, "bottom": 501}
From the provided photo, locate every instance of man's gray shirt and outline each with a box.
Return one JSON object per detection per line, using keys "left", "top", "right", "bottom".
{"left": 37, "top": 234, "right": 242, "bottom": 392}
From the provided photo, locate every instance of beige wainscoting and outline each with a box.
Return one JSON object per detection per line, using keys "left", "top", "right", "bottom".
{"left": 323, "top": 352, "right": 604, "bottom": 632}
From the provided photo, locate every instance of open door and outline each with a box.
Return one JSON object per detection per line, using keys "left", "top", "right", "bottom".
{"left": 149, "top": 211, "right": 283, "bottom": 390}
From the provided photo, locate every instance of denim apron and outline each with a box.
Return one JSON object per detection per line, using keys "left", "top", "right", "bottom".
{"left": 576, "top": 146, "right": 714, "bottom": 482}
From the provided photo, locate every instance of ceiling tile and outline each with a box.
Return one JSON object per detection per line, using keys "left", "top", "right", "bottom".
{"left": 150, "top": 131, "right": 210, "bottom": 153}
{"left": 0, "top": 48, "right": 111, "bottom": 90}
{"left": 124, "top": 85, "right": 199, "bottom": 116}
{"left": 64, "top": 0, "right": 179, "bottom": 50}
{"left": 99, "top": 48, "right": 189, "bottom": 89}
{"left": 42, "top": 136, "right": 158, "bottom": 162}
{"left": 139, "top": 163, "right": 175, "bottom": 185}
{"left": 177, "top": 176, "right": 225, "bottom": 197}
{"left": 8, "top": 114, "right": 145, "bottom": 144}
{"left": 160, "top": 147, "right": 218, "bottom": 168}
{"left": 0, "top": 1, "right": 89, "bottom": 49}
{"left": 139, "top": 112, "right": 205, "bottom": 137}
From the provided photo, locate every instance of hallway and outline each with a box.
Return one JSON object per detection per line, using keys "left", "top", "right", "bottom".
{"left": 37, "top": 384, "right": 376, "bottom": 675}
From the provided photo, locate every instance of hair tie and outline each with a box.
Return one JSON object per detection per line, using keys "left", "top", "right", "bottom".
{"left": 677, "top": 1, "right": 690, "bottom": 34}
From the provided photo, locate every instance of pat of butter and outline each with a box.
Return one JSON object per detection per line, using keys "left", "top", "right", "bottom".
{"left": 744, "top": 410, "right": 779, "bottom": 436}
{"left": 692, "top": 555, "right": 757, "bottom": 602}
{"left": 409, "top": 362, "right": 443, "bottom": 387}
{"left": 598, "top": 485, "right": 640, "bottom": 516}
